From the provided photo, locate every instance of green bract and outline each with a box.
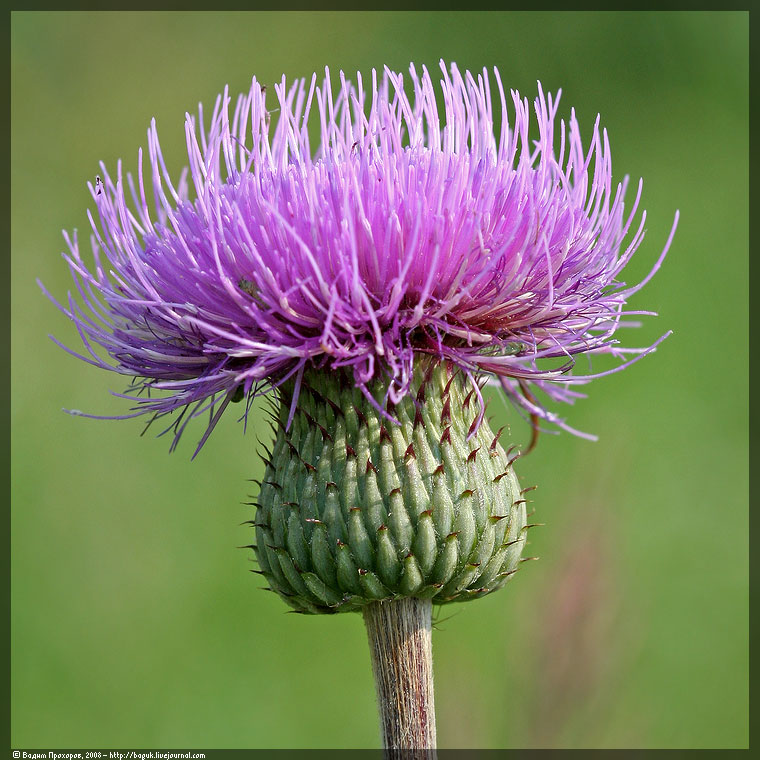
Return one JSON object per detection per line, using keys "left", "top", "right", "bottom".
{"left": 253, "top": 361, "right": 528, "bottom": 614}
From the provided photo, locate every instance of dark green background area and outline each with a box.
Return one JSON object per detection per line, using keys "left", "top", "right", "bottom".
{"left": 11, "top": 11, "right": 748, "bottom": 750}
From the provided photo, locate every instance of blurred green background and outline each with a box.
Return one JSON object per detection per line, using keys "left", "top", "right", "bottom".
{"left": 11, "top": 11, "right": 747, "bottom": 750}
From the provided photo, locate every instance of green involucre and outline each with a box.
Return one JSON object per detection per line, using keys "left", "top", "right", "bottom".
{"left": 253, "top": 360, "right": 528, "bottom": 614}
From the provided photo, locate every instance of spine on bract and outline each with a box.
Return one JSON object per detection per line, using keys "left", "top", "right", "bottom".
{"left": 253, "top": 359, "right": 528, "bottom": 614}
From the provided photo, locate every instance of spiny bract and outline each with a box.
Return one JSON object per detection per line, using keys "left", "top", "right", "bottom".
{"left": 253, "top": 361, "right": 530, "bottom": 614}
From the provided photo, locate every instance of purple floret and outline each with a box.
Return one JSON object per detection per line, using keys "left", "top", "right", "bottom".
{"left": 42, "top": 61, "right": 677, "bottom": 453}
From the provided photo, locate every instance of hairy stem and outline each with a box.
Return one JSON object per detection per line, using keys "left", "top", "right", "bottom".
{"left": 363, "top": 597, "right": 437, "bottom": 757}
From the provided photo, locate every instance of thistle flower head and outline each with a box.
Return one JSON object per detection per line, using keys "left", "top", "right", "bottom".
{"left": 43, "top": 61, "right": 676, "bottom": 453}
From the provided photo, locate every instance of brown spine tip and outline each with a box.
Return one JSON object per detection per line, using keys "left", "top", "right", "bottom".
{"left": 446, "top": 531, "right": 460, "bottom": 539}
{"left": 356, "top": 407, "right": 368, "bottom": 426}
{"left": 350, "top": 506, "right": 362, "bottom": 513}
{"left": 467, "top": 415, "right": 480, "bottom": 439}
{"left": 379, "top": 425, "right": 392, "bottom": 444}
{"left": 440, "top": 426, "right": 452, "bottom": 445}
{"left": 366, "top": 458, "right": 379, "bottom": 475}
{"left": 378, "top": 524, "right": 388, "bottom": 532}
{"left": 442, "top": 371, "right": 457, "bottom": 397}
{"left": 413, "top": 407, "right": 424, "bottom": 429}
{"left": 326, "top": 481, "right": 338, "bottom": 490}
{"left": 501, "top": 538, "right": 522, "bottom": 549}
{"left": 520, "top": 485, "right": 538, "bottom": 494}
{"left": 433, "top": 463, "right": 445, "bottom": 476}
{"left": 489, "top": 514, "right": 509, "bottom": 522}
{"left": 303, "top": 461, "right": 317, "bottom": 474}
{"left": 490, "top": 425, "right": 506, "bottom": 452}
{"left": 262, "top": 480, "right": 282, "bottom": 490}
{"left": 416, "top": 382, "right": 426, "bottom": 403}
{"left": 440, "top": 396, "right": 451, "bottom": 424}
{"left": 325, "top": 396, "right": 343, "bottom": 417}
{"left": 390, "top": 487, "right": 402, "bottom": 496}
{"left": 404, "top": 443, "right": 416, "bottom": 460}
{"left": 463, "top": 388, "right": 474, "bottom": 409}
{"left": 467, "top": 447, "right": 481, "bottom": 463}
{"left": 346, "top": 444, "right": 357, "bottom": 458}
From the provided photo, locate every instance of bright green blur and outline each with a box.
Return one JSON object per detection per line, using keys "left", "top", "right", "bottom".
{"left": 11, "top": 11, "right": 748, "bottom": 749}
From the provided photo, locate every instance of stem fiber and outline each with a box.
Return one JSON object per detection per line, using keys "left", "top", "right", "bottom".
{"left": 363, "top": 597, "right": 437, "bottom": 758}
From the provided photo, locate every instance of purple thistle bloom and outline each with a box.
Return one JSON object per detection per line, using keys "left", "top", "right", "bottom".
{"left": 42, "top": 61, "right": 677, "bottom": 454}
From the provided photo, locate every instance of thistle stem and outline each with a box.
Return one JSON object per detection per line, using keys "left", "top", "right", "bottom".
{"left": 363, "top": 597, "right": 437, "bottom": 757}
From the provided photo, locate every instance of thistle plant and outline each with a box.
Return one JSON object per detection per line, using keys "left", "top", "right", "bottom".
{"left": 43, "top": 61, "right": 676, "bottom": 752}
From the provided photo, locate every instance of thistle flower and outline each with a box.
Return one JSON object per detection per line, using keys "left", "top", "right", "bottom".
{"left": 43, "top": 61, "right": 676, "bottom": 751}
{"left": 43, "top": 61, "right": 676, "bottom": 456}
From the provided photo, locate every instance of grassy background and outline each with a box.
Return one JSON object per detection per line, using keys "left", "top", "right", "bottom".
{"left": 11, "top": 11, "right": 748, "bottom": 749}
